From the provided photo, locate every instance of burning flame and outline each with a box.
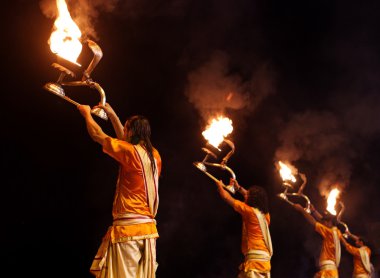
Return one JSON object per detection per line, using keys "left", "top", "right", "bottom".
{"left": 326, "top": 188, "right": 340, "bottom": 215}
{"left": 202, "top": 116, "right": 233, "bottom": 149}
{"left": 48, "top": 0, "right": 82, "bottom": 65}
{"left": 278, "top": 161, "right": 297, "bottom": 183}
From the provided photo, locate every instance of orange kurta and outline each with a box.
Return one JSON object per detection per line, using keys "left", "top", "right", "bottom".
{"left": 314, "top": 222, "right": 342, "bottom": 278}
{"left": 345, "top": 244, "right": 371, "bottom": 277}
{"left": 102, "top": 137, "right": 162, "bottom": 241}
{"left": 233, "top": 200, "right": 271, "bottom": 273}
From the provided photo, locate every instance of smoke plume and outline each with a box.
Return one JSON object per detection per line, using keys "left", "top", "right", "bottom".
{"left": 185, "top": 51, "right": 275, "bottom": 122}
{"left": 275, "top": 110, "right": 354, "bottom": 195}
{"left": 39, "top": 0, "right": 119, "bottom": 40}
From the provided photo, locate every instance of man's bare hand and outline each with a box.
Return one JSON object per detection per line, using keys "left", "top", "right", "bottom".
{"left": 77, "top": 105, "right": 91, "bottom": 117}
{"left": 293, "top": 203, "right": 305, "bottom": 212}
{"left": 95, "top": 103, "right": 116, "bottom": 118}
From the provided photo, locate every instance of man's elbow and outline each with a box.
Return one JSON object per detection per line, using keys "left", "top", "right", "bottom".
{"left": 91, "top": 132, "right": 107, "bottom": 145}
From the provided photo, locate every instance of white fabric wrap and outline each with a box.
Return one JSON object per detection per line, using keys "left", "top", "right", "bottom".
{"left": 332, "top": 227, "right": 341, "bottom": 267}
{"left": 134, "top": 145, "right": 159, "bottom": 217}
{"left": 319, "top": 260, "right": 337, "bottom": 271}
{"left": 252, "top": 208, "right": 273, "bottom": 257}
{"left": 113, "top": 213, "right": 156, "bottom": 225}
{"left": 359, "top": 247, "right": 372, "bottom": 275}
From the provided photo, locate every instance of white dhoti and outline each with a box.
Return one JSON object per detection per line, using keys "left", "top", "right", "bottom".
{"left": 90, "top": 215, "right": 158, "bottom": 278}
{"left": 93, "top": 237, "right": 157, "bottom": 278}
{"left": 238, "top": 270, "right": 271, "bottom": 278}
{"left": 91, "top": 229, "right": 157, "bottom": 278}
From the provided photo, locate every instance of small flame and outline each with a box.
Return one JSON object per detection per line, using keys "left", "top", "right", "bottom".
{"left": 202, "top": 116, "right": 233, "bottom": 149}
{"left": 326, "top": 188, "right": 340, "bottom": 215}
{"left": 48, "top": 0, "right": 82, "bottom": 65}
{"left": 278, "top": 161, "right": 297, "bottom": 183}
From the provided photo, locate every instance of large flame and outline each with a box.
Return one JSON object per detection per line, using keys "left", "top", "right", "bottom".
{"left": 326, "top": 188, "right": 340, "bottom": 215}
{"left": 202, "top": 116, "right": 233, "bottom": 149}
{"left": 278, "top": 161, "right": 297, "bottom": 183}
{"left": 48, "top": 0, "right": 82, "bottom": 65}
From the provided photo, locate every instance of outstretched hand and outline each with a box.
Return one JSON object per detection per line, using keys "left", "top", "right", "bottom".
{"left": 95, "top": 103, "right": 116, "bottom": 118}
{"left": 77, "top": 104, "right": 91, "bottom": 118}
{"left": 309, "top": 203, "right": 316, "bottom": 212}
{"left": 229, "top": 178, "right": 238, "bottom": 187}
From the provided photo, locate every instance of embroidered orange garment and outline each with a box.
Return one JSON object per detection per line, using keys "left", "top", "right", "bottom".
{"left": 102, "top": 137, "right": 162, "bottom": 241}
{"left": 314, "top": 222, "right": 342, "bottom": 278}
{"left": 233, "top": 200, "right": 271, "bottom": 273}
{"left": 345, "top": 244, "right": 371, "bottom": 276}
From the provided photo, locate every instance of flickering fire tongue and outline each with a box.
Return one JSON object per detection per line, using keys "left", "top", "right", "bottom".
{"left": 194, "top": 116, "right": 238, "bottom": 194}
{"left": 326, "top": 188, "right": 340, "bottom": 215}
{"left": 202, "top": 116, "right": 233, "bottom": 150}
{"left": 278, "top": 161, "right": 297, "bottom": 186}
{"left": 49, "top": 0, "right": 82, "bottom": 66}
{"left": 277, "top": 162, "right": 312, "bottom": 213}
{"left": 43, "top": 0, "right": 108, "bottom": 120}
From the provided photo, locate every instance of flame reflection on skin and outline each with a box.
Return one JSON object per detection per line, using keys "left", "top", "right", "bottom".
{"left": 48, "top": 0, "right": 82, "bottom": 65}
{"left": 202, "top": 116, "right": 233, "bottom": 149}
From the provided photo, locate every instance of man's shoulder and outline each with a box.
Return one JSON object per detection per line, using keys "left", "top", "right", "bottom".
{"left": 153, "top": 147, "right": 161, "bottom": 156}
{"left": 233, "top": 200, "right": 251, "bottom": 212}
{"left": 105, "top": 137, "right": 134, "bottom": 150}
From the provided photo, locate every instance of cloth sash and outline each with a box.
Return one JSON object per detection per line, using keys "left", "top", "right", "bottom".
{"left": 113, "top": 213, "right": 156, "bottom": 225}
{"left": 319, "top": 260, "right": 337, "bottom": 271}
{"left": 332, "top": 227, "right": 341, "bottom": 267}
{"left": 134, "top": 145, "right": 159, "bottom": 217}
{"left": 359, "top": 247, "right": 371, "bottom": 275}
{"left": 252, "top": 208, "right": 273, "bottom": 256}
{"left": 245, "top": 249, "right": 271, "bottom": 262}
{"left": 353, "top": 275, "right": 370, "bottom": 278}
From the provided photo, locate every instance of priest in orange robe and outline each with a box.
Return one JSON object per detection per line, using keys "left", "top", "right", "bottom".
{"left": 216, "top": 179, "right": 272, "bottom": 278}
{"left": 78, "top": 103, "right": 161, "bottom": 278}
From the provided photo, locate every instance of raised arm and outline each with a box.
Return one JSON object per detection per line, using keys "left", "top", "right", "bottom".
{"left": 293, "top": 203, "right": 317, "bottom": 226}
{"left": 340, "top": 235, "right": 357, "bottom": 255}
{"left": 340, "top": 235, "right": 349, "bottom": 247}
{"left": 310, "top": 204, "right": 323, "bottom": 222}
{"left": 230, "top": 179, "right": 248, "bottom": 200}
{"left": 78, "top": 105, "right": 108, "bottom": 145}
{"left": 346, "top": 231, "right": 360, "bottom": 242}
{"left": 216, "top": 180, "right": 236, "bottom": 207}
{"left": 97, "top": 103, "right": 124, "bottom": 139}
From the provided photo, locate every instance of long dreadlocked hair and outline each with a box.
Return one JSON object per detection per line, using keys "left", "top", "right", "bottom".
{"left": 246, "top": 185, "right": 269, "bottom": 214}
{"left": 125, "top": 115, "right": 156, "bottom": 175}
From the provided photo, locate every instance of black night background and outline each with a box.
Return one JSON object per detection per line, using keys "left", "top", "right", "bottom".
{"left": 2, "top": 0, "right": 380, "bottom": 277}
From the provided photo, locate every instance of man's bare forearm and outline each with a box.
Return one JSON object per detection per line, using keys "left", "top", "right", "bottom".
{"left": 85, "top": 114, "right": 108, "bottom": 145}
{"left": 236, "top": 186, "right": 248, "bottom": 200}
{"left": 294, "top": 204, "right": 316, "bottom": 226}
{"left": 108, "top": 113, "right": 124, "bottom": 139}
{"left": 217, "top": 181, "right": 235, "bottom": 207}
